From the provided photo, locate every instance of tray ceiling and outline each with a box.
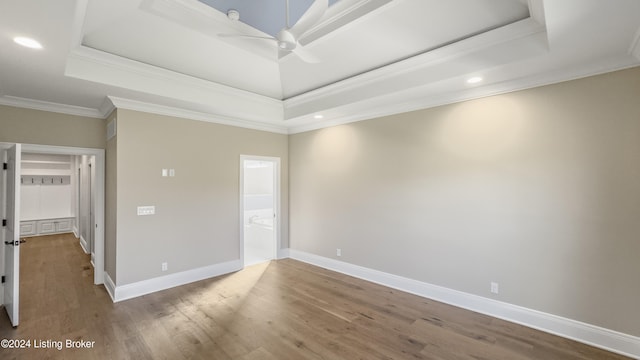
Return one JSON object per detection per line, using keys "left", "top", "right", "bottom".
{"left": 197, "top": 0, "right": 341, "bottom": 37}
{"left": 1, "top": 0, "right": 639, "bottom": 133}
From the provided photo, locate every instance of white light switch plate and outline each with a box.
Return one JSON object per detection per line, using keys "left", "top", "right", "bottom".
{"left": 137, "top": 206, "right": 155, "bottom": 216}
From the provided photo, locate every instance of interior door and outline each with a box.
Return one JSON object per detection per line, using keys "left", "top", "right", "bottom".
{"left": 3, "top": 144, "right": 21, "bottom": 326}
{"left": 242, "top": 158, "right": 278, "bottom": 266}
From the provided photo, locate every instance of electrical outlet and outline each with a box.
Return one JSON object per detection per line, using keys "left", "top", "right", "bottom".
{"left": 161, "top": 262, "right": 168, "bottom": 272}
{"left": 336, "top": 248, "right": 341, "bottom": 257}
{"left": 490, "top": 282, "right": 499, "bottom": 294}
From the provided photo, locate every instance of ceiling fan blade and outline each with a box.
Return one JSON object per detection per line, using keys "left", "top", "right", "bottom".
{"left": 289, "top": 0, "right": 328, "bottom": 39}
{"left": 218, "top": 34, "right": 276, "bottom": 42}
{"left": 291, "top": 45, "right": 321, "bottom": 63}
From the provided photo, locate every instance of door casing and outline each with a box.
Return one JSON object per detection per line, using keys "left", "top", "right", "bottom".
{"left": 239, "top": 155, "right": 281, "bottom": 267}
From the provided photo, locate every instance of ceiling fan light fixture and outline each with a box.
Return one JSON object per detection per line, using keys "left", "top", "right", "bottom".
{"left": 219, "top": 0, "right": 327, "bottom": 63}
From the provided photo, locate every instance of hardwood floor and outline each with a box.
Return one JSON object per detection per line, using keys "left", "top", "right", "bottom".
{"left": 0, "top": 233, "right": 631, "bottom": 359}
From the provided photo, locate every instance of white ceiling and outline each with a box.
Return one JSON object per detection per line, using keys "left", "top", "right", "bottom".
{"left": 0, "top": 0, "right": 639, "bottom": 134}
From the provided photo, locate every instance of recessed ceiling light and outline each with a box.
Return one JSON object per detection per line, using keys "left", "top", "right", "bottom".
{"left": 313, "top": 114, "right": 324, "bottom": 119}
{"left": 14, "top": 36, "right": 42, "bottom": 49}
{"left": 467, "top": 76, "right": 483, "bottom": 84}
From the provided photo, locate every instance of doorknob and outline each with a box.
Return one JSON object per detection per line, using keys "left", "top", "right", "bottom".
{"left": 4, "top": 241, "right": 19, "bottom": 246}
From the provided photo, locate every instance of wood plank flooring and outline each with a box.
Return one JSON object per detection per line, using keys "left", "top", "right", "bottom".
{"left": 0, "top": 233, "right": 632, "bottom": 359}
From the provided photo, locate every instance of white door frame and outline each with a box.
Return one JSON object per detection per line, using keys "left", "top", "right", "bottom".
{"left": 20, "top": 143, "right": 105, "bottom": 285}
{"left": 239, "top": 155, "right": 281, "bottom": 267}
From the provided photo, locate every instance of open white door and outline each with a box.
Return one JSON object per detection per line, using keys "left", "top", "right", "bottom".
{"left": 3, "top": 144, "right": 21, "bottom": 327}
{"left": 240, "top": 156, "right": 280, "bottom": 266}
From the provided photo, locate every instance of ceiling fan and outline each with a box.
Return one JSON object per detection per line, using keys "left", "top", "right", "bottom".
{"left": 219, "top": 0, "right": 328, "bottom": 63}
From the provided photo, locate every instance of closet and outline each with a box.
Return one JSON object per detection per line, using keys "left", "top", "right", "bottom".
{"left": 19, "top": 154, "right": 94, "bottom": 253}
{"left": 20, "top": 154, "right": 75, "bottom": 236}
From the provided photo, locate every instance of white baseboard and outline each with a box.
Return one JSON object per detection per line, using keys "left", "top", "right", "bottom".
{"left": 79, "top": 236, "right": 89, "bottom": 254}
{"left": 73, "top": 226, "right": 79, "bottom": 239}
{"left": 287, "top": 249, "right": 640, "bottom": 359}
{"left": 110, "top": 260, "right": 242, "bottom": 302}
{"left": 103, "top": 272, "right": 116, "bottom": 302}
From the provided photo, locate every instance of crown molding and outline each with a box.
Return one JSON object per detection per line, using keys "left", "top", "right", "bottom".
{"left": 0, "top": 95, "right": 104, "bottom": 118}
{"left": 65, "top": 46, "right": 284, "bottom": 122}
{"left": 70, "top": 0, "right": 89, "bottom": 48}
{"left": 528, "top": 0, "right": 546, "bottom": 25}
{"left": 99, "top": 97, "right": 116, "bottom": 118}
{"left": 107, "top": 96, "right": 288, "bottom": 134}
{"left": 284, "top": 17, "right": 546, "bottom": 118}
{"left": 3, "top": 57, "right": 637, "bottom": 136}
{"left": 287, "top": 57, "right": 640, "bottom": 134}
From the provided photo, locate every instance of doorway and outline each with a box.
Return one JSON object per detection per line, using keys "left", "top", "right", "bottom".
{"left": 1, "top": 143, "right": 105, "bottom": 284}
{"left": 240, "top": 156, "right": 280, "bottom": 267}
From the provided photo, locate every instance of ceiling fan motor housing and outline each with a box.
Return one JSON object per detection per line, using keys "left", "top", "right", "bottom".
{"left": 276, "top": 29, "right": 297, "bottom": 51}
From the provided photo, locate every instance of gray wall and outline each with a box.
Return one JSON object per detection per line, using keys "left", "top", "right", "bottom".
{"left": 289, "top": 66, "right": 640, "bottom": 337}
{"left": 112, "top": 109, "right": 288, "bottom": 285}
{"left": 0, "top": 105, "right": 105, "bottom": 148}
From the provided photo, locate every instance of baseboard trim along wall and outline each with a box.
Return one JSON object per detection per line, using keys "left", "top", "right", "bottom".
{"left": 79, "top": 235, "right": 89, "bottom": 254}
{"left": 104, "top": 273, "right": 116, "bottom": 302}
{"left": 104, "top": 260, "right": 243, "bottom": 303}
{"left": 287, "top": 249, "right": 640, "bottom": 359}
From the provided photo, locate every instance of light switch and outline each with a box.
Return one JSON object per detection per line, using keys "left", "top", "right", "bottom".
{"left": 137, "top": 206, "right": 155, "bottom": 216}
{"left": 162, "top": 169, "right": 168, "bottom": 177}
{"left": 169, "top": 168, "right": 175, "bottom": 177}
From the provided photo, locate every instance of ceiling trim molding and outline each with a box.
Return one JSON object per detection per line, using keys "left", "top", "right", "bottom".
{"left": 284, "top": 17, "right": 546, "bottom": 111}
{"left": 107, "top": 96, "right": 288, "bottom": 134}
{"left": 99, "top": 97, "right": 116, "bottom": 118}
{"left": 0, "top": 95, "right": 105, "bottom": 119}
{"left": 287, "top": 58, "right": 640, "bottom": 134}
{"left": 70, "top": 0, "right": 89, "bottom": 48}
{"left": 67, "top": 46, "right": 280, "bottom": 107}
{"left": 65, "top": 46, "right": 284, "bottom": 123}
{"left": 528, "top": 0, "right": 546, "bottom": 25}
